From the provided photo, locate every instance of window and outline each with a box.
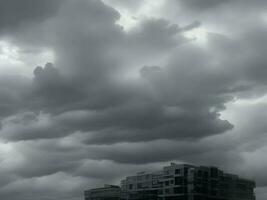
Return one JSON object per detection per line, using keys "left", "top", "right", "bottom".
{"left": 204, "top": 172, "right": 208, "bottom": 179}
{"left": 175, "top": 169, "right": 181, "bottom": 174}
{"left": 184, "top": 186, "right": 188, "bottom": 194}
{"left": 196, "top": 186, "right": 203, "bottom": 193}
{"left": 128, "top": 184, "right": 133, "bottom": 190}
{"left": 196, "top": 178, "right": 202, "bottom": 184}
{"left": 210, "top": 168, "right": 218, "bottom": 178}
{"left": 165, "top": 181, "right": 169, "bottom": 186}
{"left": 197, "top": 170, "right": 202, "bottom": 177}
{"left": 175, "top": 177, "right": 183, "bottom": 185}
{"left": 174, "top": 187, "right": 184, "bottom": 194}
{"left": 211, "top": 180, "right": 218, "bottom": 188}
{"left": 211, "top": 190, "right": 217, "bottom": 196}
{"left": 184, "top": 168, "right": 188, "bottom": 176}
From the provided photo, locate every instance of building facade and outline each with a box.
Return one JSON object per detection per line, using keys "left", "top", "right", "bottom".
{"left": 84, "top": 163, "right": 256, "bottom": 200}
{"left": 84, "top": 184, "right": 121, "bottom": 200}
{"left": 156, "top": 163, "right": 255, "bottom": 200}
{"left": 121, "top": 171, "right": 163, "bottom": 200}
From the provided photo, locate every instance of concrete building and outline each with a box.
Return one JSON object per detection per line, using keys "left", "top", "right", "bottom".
{"left": 84, "top": 184, "right": 121, "bottom": 200}
{"left": 121, "top": 171, "right": 163, "bottom": 200}
{"left": 121, "top": 163, "right": 255, "bottom": 200}
{"left": 157, "top": 163, "right": 195, "bottom": 200}
{"left": 84, "top": 163, "right": 256, "bottom": 200}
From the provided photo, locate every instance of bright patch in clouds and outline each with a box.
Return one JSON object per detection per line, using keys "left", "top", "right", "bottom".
{"left": 0, "top": 41, "right": 21, "bottom": 65}
{"left": 184, "top": 26, "right": 208, "bottom": 45}
{"left": 0, "top": 40, "right": 55, "bottom": 77}
{"left": 104, "top": 0, "right": 165, "bottom": 30}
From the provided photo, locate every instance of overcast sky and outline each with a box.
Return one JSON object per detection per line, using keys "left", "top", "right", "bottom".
{"left": 0, "top": 0, "right": 267, "bottom": 199}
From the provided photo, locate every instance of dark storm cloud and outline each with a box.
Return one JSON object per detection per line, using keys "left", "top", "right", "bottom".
{"left": 204, "top": 26, "right": 267, "bottom": 91}
{"left": 0, "top": 0, "right": 264, "bottom": 145}
{"left": 80, "top": 99, "right": 267, "bottom": 185}
{"left": 0, "top": 0, "right": 63, "bottom": 34}
{"left": 103, "top": 0, "right": 145, "bottom": 11}
{"left": 1, "top": 53, "right": 234, "bottom": 143}
{"left": 0, "top": 75, "right": 30, "bottom": 118}
{"left": 126, "top": 18, "right": 185, "bottom": 50}
{"left": 30, "top": 63, "right": 85, "bottom": 112}
{"left": 176, "top": 0, "right": 267, "bottom": 12}
{"left": 0, "top": 0, "right": 234, "bottom": 143}
{"left": 5, "top": 141, "right": 83, "bottom": 178}
{"left": 164, "top": 0, "right": 267, "bottom": 39}
{"left": 178, "top": 0, "right": 230, "bottom": 11}
{"left": 0, "top": 0, "right": 267, "bottom": 199}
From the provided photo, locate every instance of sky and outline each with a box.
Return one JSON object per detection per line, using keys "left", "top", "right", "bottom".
{"left": 0, "top": 0, "right": 267, "bottom": 199}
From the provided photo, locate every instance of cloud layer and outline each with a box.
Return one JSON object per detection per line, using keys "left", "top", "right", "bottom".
{"left": 0, "top": 0, "right": 267, "bottom": 199}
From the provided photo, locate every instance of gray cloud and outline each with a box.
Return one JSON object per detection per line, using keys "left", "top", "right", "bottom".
{"left": 103, "top": 0, "right": 145, "bottom": 12}
{"left": 0, "top": 0, "right": 63, "bottom": 35}
{"left": 178, "top": 0, "right": 231, "bottom": 11}
{"left": 0, "top": 75, "right": 29, "bottom": 118}
{"left": 175, "top": 0, "right": 267, "bottom": 13}
{"left": 0, "top": 0, "right": 266, "bottom": 200}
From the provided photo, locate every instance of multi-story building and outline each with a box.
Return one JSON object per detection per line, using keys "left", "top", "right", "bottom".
{"left": 157, "top": 163, "right": 195, "bottom": 200}
{"left": 84, "top": 184, "right": 121, "bottom": 200}
{"left": 121, "top": 171, "right": 163, "bottom": 200}
{"left": 156, "top": 163, "right": 255, "bottom": 200}
{"left": 84, "top": 163, "right": 256, "bottom": 200}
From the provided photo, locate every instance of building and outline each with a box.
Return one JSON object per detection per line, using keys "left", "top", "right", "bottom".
{"left": 121, "top": 163, "right": 255, "bottom": 200}
{"left": 84, "top": 163, "right": 256, "bottom": 200}
{"left": 84, "top": 184, "right": 121, "bottom": 200}
{"left": 158, "top": 163, "right": 195, "bottom": 200}
{"left": 121, "top": 171, "right": 163, "bottom": 200}
{"left": 156, "top": 163, "right": 256, "bottom": 200}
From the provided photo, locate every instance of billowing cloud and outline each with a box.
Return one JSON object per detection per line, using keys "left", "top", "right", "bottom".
{"left": 178, "top": 0, "right": 231, "bottom": 11}
{"left": 0, "top": 0, "right": 266, "bottom": 200}
{"left": 0, "top": 0, "right": 63, "bottom": 35}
